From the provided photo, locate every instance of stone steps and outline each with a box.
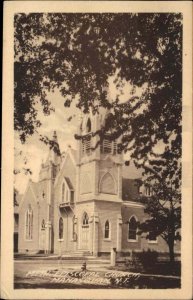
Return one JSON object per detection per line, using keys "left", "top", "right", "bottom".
{"left": 68, "top": 250, "right": 92, "bottom": 257}
{"left": 60, "top": 252, "right": 110, "bottom": 264}
{"left": 14, "top": 253, "right": 110, "bottom": 264}
{"left": 60, "top": 258, "right": 110, "bottom": 265}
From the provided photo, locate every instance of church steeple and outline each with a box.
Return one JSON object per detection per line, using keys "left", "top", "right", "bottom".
{"left": 50, "top": 130, "right": 61, "bottom": 165}
{"left": 38, "top": 131, "right": 61, "bottom": 181}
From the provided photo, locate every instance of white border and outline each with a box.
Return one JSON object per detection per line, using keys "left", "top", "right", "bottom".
{"left": 2, "top": 1, "right": 192, "bottom": 300}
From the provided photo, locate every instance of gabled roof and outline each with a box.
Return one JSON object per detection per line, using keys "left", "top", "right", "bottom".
{"left": 122, "top": 178, "right": 140, "bottom": 201}
{"left": 70, "top": 148, "right": 77, "bottom": 163}
{"left": 18, "top": 180, "right": 39, "bottom": 212}
{"left": 54, "top": 147, "right": 77, "bottom": 187}
{"left": 121, "top": 160, "right": 142, "bottom": 201}
{"left": 14, "top": 192, "right": 22, "bottom": 213}
{"left": 30, "top": 181, "right": 39, "bottom": 198}
{"left": 14, "top": 193, "right": 23, "bottom": 213}
{"left": 64, "top": 177, "right": 74, "bottom": 191}
{"left": 122, "top": 160, "right": 142, "bottom": 179}
{"left": 14, "top": 206, "right": 19, "bottom": 214}
{"left": 14, "top": 193, "right": 22, "bottom": 207}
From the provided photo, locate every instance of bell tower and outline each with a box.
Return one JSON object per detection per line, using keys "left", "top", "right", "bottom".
{"left": 38, "top": 131, "right": 61, "bottom": 253}
{"left": 77, "top": 107, "right": 123, "bottom": 202}
{"left": 75, "top": 93, "right": 124, "bottom": 255}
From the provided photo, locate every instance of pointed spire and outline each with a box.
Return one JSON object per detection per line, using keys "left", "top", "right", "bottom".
{"left": 49, "top": 130, "right": 61, "bottom": 166}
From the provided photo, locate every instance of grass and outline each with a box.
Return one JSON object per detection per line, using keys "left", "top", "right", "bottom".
{"left": 14, "top": 267, "right": 181, "bottom": 289}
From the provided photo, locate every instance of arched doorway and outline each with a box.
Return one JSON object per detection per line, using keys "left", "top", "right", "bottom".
{"left": 81, "top": 212, "right": 89, "bottom": 250}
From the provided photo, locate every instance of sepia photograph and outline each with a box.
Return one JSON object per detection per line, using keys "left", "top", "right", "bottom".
{"left": 2, "top": 1, "right": 192, "bottom": 299}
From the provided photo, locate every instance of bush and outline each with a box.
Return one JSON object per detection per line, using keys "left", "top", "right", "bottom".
{"left": 37, "top": 250, "right": 45, "bottom": 254}
{"left": 135, "top": 249, "right": 158, "bottom": 270}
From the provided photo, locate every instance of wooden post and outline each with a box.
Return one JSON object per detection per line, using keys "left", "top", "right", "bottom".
{"left": 110, "top": 247, "right": 116, "bottom": 267}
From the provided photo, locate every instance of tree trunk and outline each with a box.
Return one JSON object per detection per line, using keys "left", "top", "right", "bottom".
{"left": 168, "top": 239, "right": 175, "bottom": 263}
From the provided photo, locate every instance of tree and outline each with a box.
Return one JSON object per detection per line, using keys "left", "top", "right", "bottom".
{"left": 14, "top": 13, "right": 182, "bottom": 258}
{"left": 138, "top": 179, "right": 181, "bottom": 263}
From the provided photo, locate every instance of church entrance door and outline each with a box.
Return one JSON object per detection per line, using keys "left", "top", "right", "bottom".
{"left": 81, "top": 213, "right": 89, "bottom": 250}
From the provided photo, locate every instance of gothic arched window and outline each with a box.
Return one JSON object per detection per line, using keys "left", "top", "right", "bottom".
{"left": 25, "top": 205, "right": 33, "bottom": 240}
{"left": 128, "top": 216, "right": 138, "bottom": 241}
{"left": 99, "top": 173, "right": 116, "bottom": 195}
{"left": 72, "top": 215, "right": 76, "bottom": 240}
{"left": 41, "top": 219, "right": 45, "bottom": 230}
{"left": 104, "top": 220, "right": 110, "bottom": 239}
{"left": 62, "top": 183, "right": 65, "bottom": 202}
{"left": 59, "top": 217, "right": 64, "bottom": 239}
{"left": 145, "top": 186, "right": 152, "bottom": 196}
{"left": 82, "top": 212, "right": 89, "bottom": 226}
{"left": 100, "top": 113, "right": 117, "bottom": 154}
{"left": 82, "top": 118, "right": 92, "bottom": 156}
{"left": 86, "top": 118, "right": 91, "bottom": 133}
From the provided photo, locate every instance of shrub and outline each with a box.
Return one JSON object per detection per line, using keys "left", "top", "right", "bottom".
{"left": 37, "top": 250, "right": 45, "bottom": 254}
{"left": 136, "top": 249, "right": 158, "bottom": 270}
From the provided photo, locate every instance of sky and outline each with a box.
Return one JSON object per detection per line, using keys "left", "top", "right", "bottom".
{"left": 14, "top": 89, "right": 79, "bottom": 194}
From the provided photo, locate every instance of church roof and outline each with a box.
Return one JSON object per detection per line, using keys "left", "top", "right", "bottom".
{"left": 30, "top": 181, "right": 40, "bottom": 199}
{"left": 17, "top": 194, "right": 23, "bottom": 204}
{"left": 121, "top": 160, "right": 142, "bottom": 202}
{"left": 14, "top": 193, "right": 22, "bottom": 213}
{"left": 122, "top": 178, "right": 140, "bottom": 201}
{"left": 70, "top": 148, "right": 77, "bottom": 163}
{"left": 64, "top": 177, "right": 74, "bottom": 190}
{"left": 122, "top": 161, "right": 142, "bottom": 179}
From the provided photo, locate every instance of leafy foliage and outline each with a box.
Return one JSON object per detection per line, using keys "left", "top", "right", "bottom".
{"left": 135, "top": 249, "right": 158, "bottom": 269}
{"left": 138, "top": 179, "right": 181, "bottom": 263}
{"left": 14, "top": 13, "right": 182, "bottom": 144}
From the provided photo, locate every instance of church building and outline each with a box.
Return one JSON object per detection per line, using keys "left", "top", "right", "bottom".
{"left": 18, "top": 108, "right": 180, "bottom": 257}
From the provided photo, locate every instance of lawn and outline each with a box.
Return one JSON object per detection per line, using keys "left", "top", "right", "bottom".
{"left": 14, "top": 268, "right": 180, "bottom": 289}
